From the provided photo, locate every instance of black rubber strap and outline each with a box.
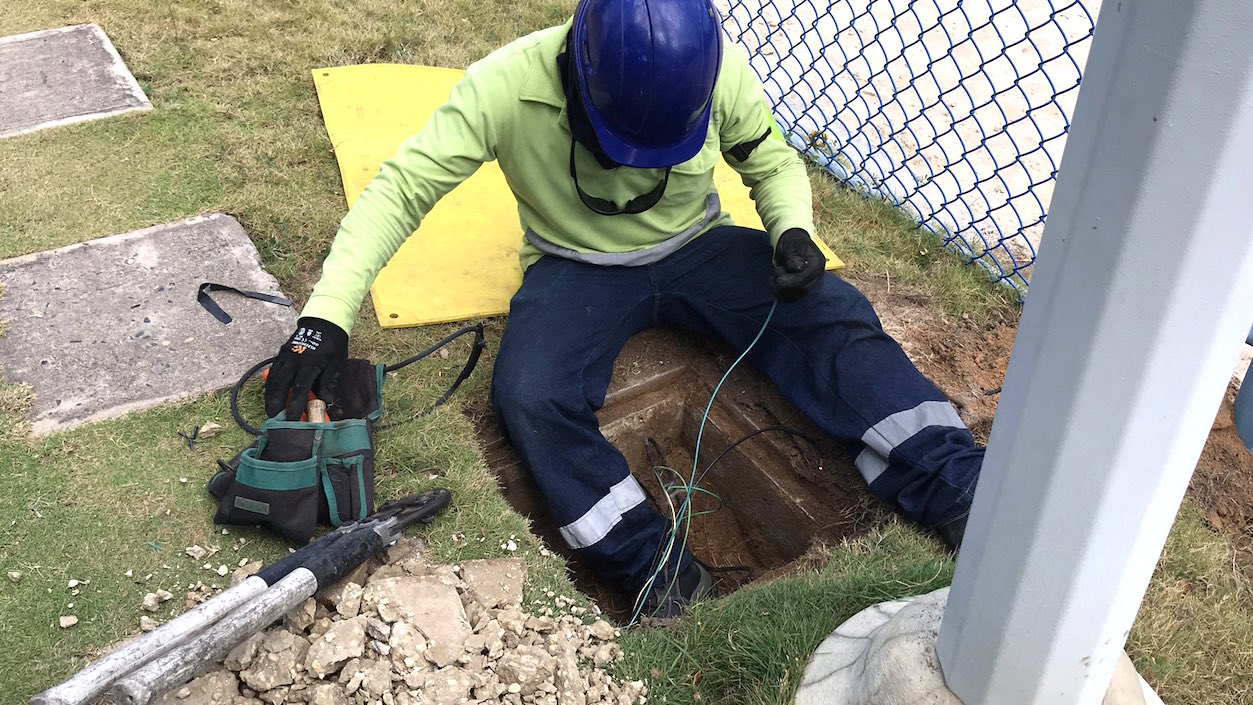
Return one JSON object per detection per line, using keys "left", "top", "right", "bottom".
{"left": 726, "top": 128, "right": 773, "bottom": 163}
{"left": 198, "top": 283, "right": 293, "bottom": 324}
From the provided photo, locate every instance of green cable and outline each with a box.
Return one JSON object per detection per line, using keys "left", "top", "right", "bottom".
{"left": 630, "top": 300, "right": 778, "bottom": 623}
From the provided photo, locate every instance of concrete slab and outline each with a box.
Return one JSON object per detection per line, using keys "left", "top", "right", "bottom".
{"left": 0, "top": 24, "right": 151, "bottom": 139}
{"left": 0, "top": 214, "right": 297, "bottom": 434}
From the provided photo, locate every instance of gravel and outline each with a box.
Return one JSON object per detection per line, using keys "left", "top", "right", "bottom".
{"left": 155, "top": 537, "right": 647, "bottom": 705}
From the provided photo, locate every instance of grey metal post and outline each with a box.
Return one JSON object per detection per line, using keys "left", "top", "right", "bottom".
{"left": 935, "top": 1, "right": 1253, "bottom": 704}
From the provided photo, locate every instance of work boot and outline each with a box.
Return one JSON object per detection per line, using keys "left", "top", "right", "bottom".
{"left": 639, "top": 557, "right": 716, "bottom": 618}
{"left": 935, "top": 513, "right": 969, "bottom": 553}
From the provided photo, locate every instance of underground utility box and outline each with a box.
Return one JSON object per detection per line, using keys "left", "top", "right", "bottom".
{"left": 472, "top": 329, "right": 884, "bottom": 618}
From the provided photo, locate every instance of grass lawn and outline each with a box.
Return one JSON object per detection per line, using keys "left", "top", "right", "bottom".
{"left": 1, "top": 1, "right": 1250, "bottom": 704}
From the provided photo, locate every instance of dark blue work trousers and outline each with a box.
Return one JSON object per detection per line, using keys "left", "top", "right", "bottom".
{"left": 491, "top": 226, "right": 981, "bottom": 592}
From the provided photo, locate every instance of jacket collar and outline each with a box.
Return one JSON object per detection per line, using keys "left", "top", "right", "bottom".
{"left": 518, "top": 20, "right": 572, "bottom": 111}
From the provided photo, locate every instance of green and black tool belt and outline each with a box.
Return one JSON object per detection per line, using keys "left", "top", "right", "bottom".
{"left": 210, "top": 359, "right": 383, "bottom": 543}
{"left": 210, "top": 324, "right": 484, "bottom": 544}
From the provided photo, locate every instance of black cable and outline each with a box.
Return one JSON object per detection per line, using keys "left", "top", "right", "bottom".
{"left": 230, "top": 356, "right": 277, "bottom": 436}
{"left": 375, "top": 324, "right": 486, "bottom": 431}
{"left": 383, "top": 324, "right": 484, "bottom": 373}
{"left": 692, "top": 425, "right": 818, "bottom": 490}
{"left": 637, "top": 426, "right": 813, "bottom": 613}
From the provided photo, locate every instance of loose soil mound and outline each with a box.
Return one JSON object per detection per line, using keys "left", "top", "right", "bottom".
{"left": 1191, "top": 388, "right": 1253, "bottom": 548}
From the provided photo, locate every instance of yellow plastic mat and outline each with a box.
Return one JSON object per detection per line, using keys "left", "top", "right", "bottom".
{"left": 313, "top": 64, "right": 844, "bottom": 328}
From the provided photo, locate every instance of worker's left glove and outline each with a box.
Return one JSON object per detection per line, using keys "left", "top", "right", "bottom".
{"left": 771, "top": 229, "right": 826, "bottom": 303}
{"left": 264, "top": 317, "right": 349, "bottom": 420}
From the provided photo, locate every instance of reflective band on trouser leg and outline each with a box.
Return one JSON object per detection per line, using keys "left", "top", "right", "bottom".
{"left": 854, "top": 400, "right": 967, "bottom": 483}
{"left": 558, "top": 475, "right": 648, "bottom": 549}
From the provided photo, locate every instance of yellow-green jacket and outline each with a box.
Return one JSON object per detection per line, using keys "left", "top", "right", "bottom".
{"left": 303, "top": 21, "right": 814, "bottom": 332}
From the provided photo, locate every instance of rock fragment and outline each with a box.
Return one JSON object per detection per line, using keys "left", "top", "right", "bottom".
{"left": 555, "top": 640, "right": 587, "bottom": 705}
{"left": 232, "top": 561, "right": 263, "bottom": 586}
{"left": 153, "top": 669, "right": 238, "bottom": 705}
{"left": 334, "top": 582, "right": 363, "bottom": 619}
{"left": 496, "top": 644, "right": 558, "bottom": 696}
{"left": 388, "top": 621, "right": 427, "bottom": 671}
{"left": 458, "top": 558, "right": 527, "bottom": 610}
{"left": 365, "top": 617, "right": 390, "bottom": 641}
{"left": 225, "top": 632, "right": 266, "bottom": 672}
{"left": 59, "top": 615, "right": 78, "bottom": 629}
{"left": 305, "top": 616, "right": 366, "bottom": 678}
{"left": 307, "top": 683, "right": 348, "bottom": 705}
{"left": 358, "top": 659, "right": 392, "bottom": 698}
{"left": 239, "top": 646, "right": 298, "bottom": 692}
{"left": 285, "top": 598, "right": 317, "bottom": 633}
{"left": 588, "top": 619, "right": 616, "bottom": 641}
{"left": 418, "top": 666, "right": 474, "bottom": 705}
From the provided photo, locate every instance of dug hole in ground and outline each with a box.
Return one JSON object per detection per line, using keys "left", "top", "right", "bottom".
{"left": 468, "top": 269, "right": 1014, "bottom": 620}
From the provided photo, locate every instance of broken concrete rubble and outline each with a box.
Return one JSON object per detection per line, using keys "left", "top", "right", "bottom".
{"left": 305, "top": 616, "right": 366, "bottom": 678}
{"left": 154, "top": 669, "right": 239, "bottom": 705}
{"left": 166, "top": 545, "right": 647, "bottom": 705}
{"left": 459, "top": 558, "right": 526, "bottom": 610}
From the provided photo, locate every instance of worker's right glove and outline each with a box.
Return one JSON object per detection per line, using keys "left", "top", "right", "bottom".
{"left": 264, "top": 317, "right": 349, "bottom": 420}
{"left": 771, "top": 228, "right": 826, "bottom": 303}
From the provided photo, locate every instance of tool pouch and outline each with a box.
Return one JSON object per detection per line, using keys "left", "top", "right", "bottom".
{"left": 209, "top": 359, "right": 384, "bottom": 544}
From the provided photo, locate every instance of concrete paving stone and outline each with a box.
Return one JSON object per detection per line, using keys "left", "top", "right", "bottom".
{"left": 0, "top": 24, "right": 151, "bottom": 139}
{"left": 0, "top": 214, "right": 297, "bottom": 434}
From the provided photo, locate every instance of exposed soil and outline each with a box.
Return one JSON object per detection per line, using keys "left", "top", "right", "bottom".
{"left": 1190, "top": 387, "right": 1253, "bottom": 547}
{"left": 852, "top": 274, "right": 1017, "bottom": 445}
{"left": 863, "top": 272, "right": 1253, "bottom": 554}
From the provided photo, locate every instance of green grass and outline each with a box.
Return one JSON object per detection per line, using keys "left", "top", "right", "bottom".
{"left": 616, "top": 525, "right": 954, "bottom": 705}
{"left": 0, "top": 1, "right": 1244, "bottom": 704}
{"left": 809, "top": 172, "right": 1016, "bottom": 324}
{"left": 1128, "top": 503, "right": 1253, "bottom": 704}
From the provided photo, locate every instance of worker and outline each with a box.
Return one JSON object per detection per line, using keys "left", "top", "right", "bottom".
{"left": 264, "top": 0, "right": 982, "bottom": 618}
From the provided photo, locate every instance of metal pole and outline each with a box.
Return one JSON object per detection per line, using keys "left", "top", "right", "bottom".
{"left": 935, "top": 1, "right": 1253, "bottom": 704}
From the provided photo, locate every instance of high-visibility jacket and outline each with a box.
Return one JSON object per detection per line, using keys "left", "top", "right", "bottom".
{"left": 303, "top": 21, "right": 814, "bottom": 332}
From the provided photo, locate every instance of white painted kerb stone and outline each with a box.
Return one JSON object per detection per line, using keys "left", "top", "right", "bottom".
{"left": 796, "top": 588, "right": 960, "bottom": 705}
{"left": 796, "top": 588, "right": 1162, "bottom": 705}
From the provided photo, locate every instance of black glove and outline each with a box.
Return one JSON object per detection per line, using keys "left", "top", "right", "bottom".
{"left": 771, "top": 228, "right": 826, "bottom": 302}
{"left": 264, "top": 317, "right": 349, "bottom": 420}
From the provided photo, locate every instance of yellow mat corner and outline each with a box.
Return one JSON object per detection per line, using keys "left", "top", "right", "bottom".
{"left": 313, "top": 64, "right": 844, "bottom": 329}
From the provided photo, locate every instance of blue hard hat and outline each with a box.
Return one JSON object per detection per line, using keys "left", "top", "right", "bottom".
{"left": 572, "top": 0, "right": 724, "bottom": 169}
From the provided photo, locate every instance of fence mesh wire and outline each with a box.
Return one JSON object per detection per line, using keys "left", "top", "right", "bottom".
{"left": 718, "top": 0, "right": 1098, "bottom": 294}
